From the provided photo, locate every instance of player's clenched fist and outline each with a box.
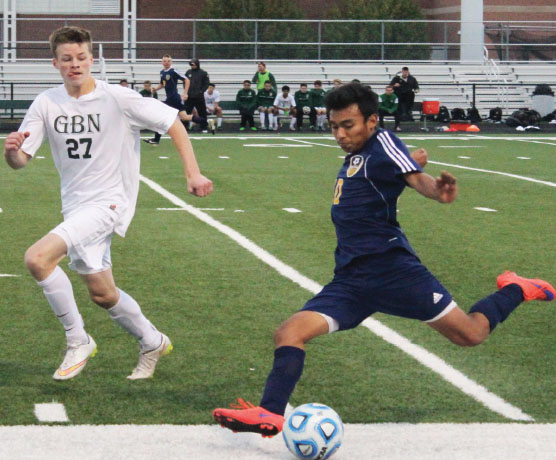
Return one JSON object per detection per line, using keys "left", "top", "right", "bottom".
{"left": 188, "top": 174, "right": 213, "bottom": 197}
{"left": 4, "top": 131, "right": 29, "bottom": 155}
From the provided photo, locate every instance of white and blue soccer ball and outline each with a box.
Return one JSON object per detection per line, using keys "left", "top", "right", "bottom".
{"left": 282, "top": 403, "right": 344, "bottom": 460}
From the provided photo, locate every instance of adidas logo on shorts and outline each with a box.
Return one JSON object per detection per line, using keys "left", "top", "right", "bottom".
{"left": 433, "top": 293, "right": 444, "bottom": 304}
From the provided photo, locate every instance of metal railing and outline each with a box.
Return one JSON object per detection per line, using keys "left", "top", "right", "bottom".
{"left": 0, "top": 18, "right": 555, "bottom": 62}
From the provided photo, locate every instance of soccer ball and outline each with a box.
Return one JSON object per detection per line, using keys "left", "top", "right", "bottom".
{"left": 303, "top": 106, "right": 311, "bottom": 115}
{"left": 282, "top": 403, "right": 343, "bottom": 460}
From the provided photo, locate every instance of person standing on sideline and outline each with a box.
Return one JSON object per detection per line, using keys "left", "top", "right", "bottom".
{"left": 236, "top": 80, "right": 258, "bottom": 131}
{"left": 184, "top": 58, "right": 210, "bottom": 133}
{"left": 390, "top": 66, "right": 419, "bottom": 121}
{"left": 379, "top": 84, "right": 401, "bottom": 131}
{"left": 144, "top": 54, "right": 196, "bottom": 145}
{"left": 252, "top": 62, "right": 276, "bottom": 92}
{"left": 212, "top": 82, "right": 554, "bottom": 437}
{"left": 4, "top": 26, "right": 213, "bottom": 381}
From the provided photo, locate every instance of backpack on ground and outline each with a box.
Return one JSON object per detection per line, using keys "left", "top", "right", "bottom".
{"left": 450, "top": 108, "right": 467, "bottom": 120}
{"left": 488, "top": 107, "right": 502, "bottom": 122}
{"left": 467, "top": 107, "right": 482, "bottom": 123}
{"left": 435, "top": 105, "right": 450, "bottom": 122}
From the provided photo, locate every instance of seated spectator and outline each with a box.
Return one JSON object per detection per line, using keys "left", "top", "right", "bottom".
{"left": 309, "top": 80, "right": 327, "bottom": 131}
{"left": 294, "top": 83, "right": 311, "bottom": 131}
{"left": 273, "top": 85, "right": 296, "bottom": 132}
{"left": 379, "top": 85, "right": 401, "bottom": 132}
{"left": 139, "top": 80, "right": 158, "bottom": 99}
{"left": 236, "top": 80, "right": 257, "bottom": 131}
{"left": 204, "top": 83, "right": 223, "bottom": 130}
{"left": 256, "top": 81, "right": 277, "bottom": 130}
{"left": 119, "top": 79, "right": 129, "bottom": 87}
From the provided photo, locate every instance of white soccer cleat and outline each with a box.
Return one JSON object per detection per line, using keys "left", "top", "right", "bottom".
{"left": 208, "top": 118, "right": 216, "bottom": 134}
{"left": 53, "top": 335, "right": 97, "bottom": 381}
{"left": 127, "top": 334, "right": 173, "bottom": 380}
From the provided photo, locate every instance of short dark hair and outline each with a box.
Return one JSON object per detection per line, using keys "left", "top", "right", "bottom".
{"left": 300, "top": 83, "right": 307, "bottom": 87}
{"left": 209, "top": 83, "right": 216, "bottom": 87}
{"left": 402, "top": 66, "right": 409, "bottom": 71}
{"left": 282, "top": 85, "right": 290, "bottom": 92}
{"left": 324, "top": 82, "right": 378, "bottom": 120}
{"left": 243, "top": 80, "right": 251, "bottom": 84}
{"left": 49, "top": 26, "right": 93, "bottom": 57}
{"left": 314, "top": 80, "right": 322, "bottom": 86}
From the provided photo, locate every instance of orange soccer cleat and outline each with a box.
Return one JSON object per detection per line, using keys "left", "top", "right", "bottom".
{"left": 497, "top": 271, "right": 556, "bottom": 302}
{"left": 213, "top": 398, "right": 285, "bottom": 438}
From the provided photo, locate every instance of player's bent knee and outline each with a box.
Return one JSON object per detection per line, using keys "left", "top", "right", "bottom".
{"left": 24, "top": 246, "right": 51, "bottom": 277}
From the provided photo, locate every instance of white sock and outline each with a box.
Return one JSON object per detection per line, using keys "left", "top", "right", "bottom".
{"left": 269, "top": 113, "right": 274, "bottom": 127}
{"left": 318, "top": 114, "right": 325, "bottom": 127}
{"left": 217, "top": 117, "right": 222, "bottom": 128}
{"left": 260, "top": 112, "right": 266, "bottom": 126}
{"left": 108, "top": 289, "right": 162, "bottom": 351}
{"left": 290, "top": 117, "right": 296, "bottom": 129}
{"left": 37, "top": 266, "right": 88, "bottom": 345}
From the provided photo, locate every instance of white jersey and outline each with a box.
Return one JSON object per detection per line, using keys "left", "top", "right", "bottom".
{"left": 204, "top": 89, "right": 220, "bottom": 107}
{"left": 273, "top": 94, "right": 296, "bottom": 110}
{"left": 20, "top": 79, "right": 178, "bottom": 237}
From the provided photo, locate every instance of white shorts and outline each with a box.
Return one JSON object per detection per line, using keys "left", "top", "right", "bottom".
{"left": 278, "top": 109, "right": 294, "bottom": 116}
{"left": 50, "top": 205, "right": 118, "bottom": 275}
{"left": 206, "top": 104, "right": 215, "bottom": 113}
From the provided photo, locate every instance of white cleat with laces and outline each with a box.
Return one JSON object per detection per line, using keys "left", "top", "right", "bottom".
{"left": 53, "top": 335, "right": 97, "bottom": 381}
{"left": 127, "top": 334, "right": 173, "bottom": 380}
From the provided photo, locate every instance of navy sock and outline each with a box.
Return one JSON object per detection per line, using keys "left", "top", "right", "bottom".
{"left": 469, "top": 284, "right": 524, "bottom": 331}
{"left": 260, "top": 346, "right": 305, "bottom": 416}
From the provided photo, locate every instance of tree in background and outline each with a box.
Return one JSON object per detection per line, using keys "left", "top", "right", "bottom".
{"left": 197, "top": 0, "right": 314, "bottom": 59}
{"left": 323, "top": 0, "right": 429, "bottom": 60}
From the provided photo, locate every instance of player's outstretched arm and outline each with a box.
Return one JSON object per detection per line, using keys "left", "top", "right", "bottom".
{"left": 405, "top": 170, "right": 457, "bottom": 203}
{"left": 167, "top": 119, "right": 213, "bottom": 197}
{"left": 4, "top": 131, "right": 31, "bottom": 170}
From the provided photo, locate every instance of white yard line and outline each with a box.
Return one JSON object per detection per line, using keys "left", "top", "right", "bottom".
{"left": 139, "top": 174, "right": 532, "bottom": 422}
{"left": 34, "top": 403, "right": 69, "bottom": 423}
{"left": 1, "top": 423, "right": 555, "bottom": 460}
{"left": 428, "top": 161, "right": 556, "bottom": 188}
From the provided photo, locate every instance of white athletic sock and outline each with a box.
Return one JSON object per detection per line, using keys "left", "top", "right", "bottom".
{"left": 37, "top": 266, "right": 88, "bottom": 345}
{"left": 108, "top": 289, "right": 162, "bottom": 351}
{"left": 318, "top": 114, "right": 325, "bottom": 127}
{"left": 260, "top": 112, "right": 266, "bottom": 126}
{"left": 269, "top": 113, "right": 275, "bottom": 127}
{"left": 217, "top": 117, "right": 222, "bottom": 128}
{"left": 290, "top": 117, "right": 296, "bottom": 129}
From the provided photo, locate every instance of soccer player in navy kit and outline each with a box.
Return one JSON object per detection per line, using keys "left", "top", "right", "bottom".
{"left": 213, "top": 82, "right": 555, "bottom": 437}
{"left": 144, "top": 54, "right": 200, "bottom": 145}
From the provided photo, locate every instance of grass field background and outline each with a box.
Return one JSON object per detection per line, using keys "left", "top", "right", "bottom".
{"left": 1, "top": 133, "right": 555, "bottom": 434}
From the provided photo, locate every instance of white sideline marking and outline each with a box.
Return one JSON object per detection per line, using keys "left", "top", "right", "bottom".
{"left": 139, "top": 174, "right": 532, "bottom": 422}
{"left": 283, "top": 208, "right": 302, "bottom": 213}
{"left": 474, "top": 207, "right": 497, "bottom": 212}
{"left": 429, "top": 161, "right": 556, "bottom": 188}
{"left": 517, "top": 156, "right": 531, "bottom": 160}
{"left": 219, "top": 155, "right": 230, "bottom": 159}
{"left": 0, "top": 274, "right": 19, "bottom": 277}
{"left": 0, "top": 207, "right": 2, "bottom": 213}
{"left": 244, "top": 143, "right": 311, "bottom": 148}
{"left": 2, "top": 424, "right": 555, "bottom": 460}
{"left": 458, "top": 156, "right": 471, "bottom": 159}
{"left": 34, "top": 403, "right": 69, "bottom": 423}
{"left": 439, "top": 145, "right": 484, "bottom": 148}
{"left": 158, "top": 156, "right": 168, "bottom": 159}
{"left": 36, "top": 156, "right": 45, "bottom": 159}
{"left": 278, "top": 156, "right": 289, "bottom": 159}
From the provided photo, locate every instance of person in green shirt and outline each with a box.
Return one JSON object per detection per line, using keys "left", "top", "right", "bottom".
{"left": 139, "top": 80, "right": 158, "bottom": 99}
{"left": 379, "top": 84, "right": 401, "bottom": 132}
{"left": 236, "top": 80, "right": 258, "bottom": 131}
{"left": 252, "top": 62, "right": 277, "bottom": 92}
{"left": 256, "top": 80, "right": 277, "bottom": 130}
{"left": 309, "top": 80, "right": 327, "bottom": 131}
{"left": 293, "top": 83, "right": 311, "bottom": 131}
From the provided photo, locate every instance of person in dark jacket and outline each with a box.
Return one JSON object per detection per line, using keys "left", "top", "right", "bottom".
{"left": 390, "top": 66, "right": 419, "bottom": 121}
{"left": 184, "top": 58, "right": 210, "bottom": 132}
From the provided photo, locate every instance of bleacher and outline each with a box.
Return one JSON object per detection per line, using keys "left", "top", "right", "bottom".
{"left": 0, "top": 61, "right": 553, "bottom": 120}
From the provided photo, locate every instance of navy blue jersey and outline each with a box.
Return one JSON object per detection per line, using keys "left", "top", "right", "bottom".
{"left": 160, "top": 68, "right": 187, "bottom": 98}
{"left": 331, "top": 128, "right": 422, "bottom": 270}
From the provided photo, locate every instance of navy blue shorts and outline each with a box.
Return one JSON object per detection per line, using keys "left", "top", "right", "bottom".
{"left": 301, "top": 249, "right": 454, "bottom": 331}
{"left": 164, "top": 94, "right": 185, "bottom": 112}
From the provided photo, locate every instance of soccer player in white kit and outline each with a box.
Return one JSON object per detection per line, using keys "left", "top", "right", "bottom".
{"left": 3, "top": 26, "right": 213, "bottom": 381}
